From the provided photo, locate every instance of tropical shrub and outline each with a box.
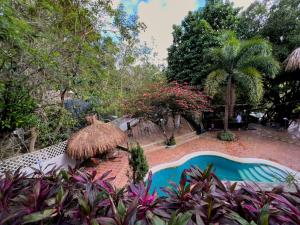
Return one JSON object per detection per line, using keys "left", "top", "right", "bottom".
{"left": 0, "top": 166, "right": 299, "bottom": 225}
{"left": 166, "top": 135, "right": 176, "bottom": 146}
{"left": 0, "top": 80, "right": 37, "bottom": 132}
{"left": 124, "top": 81, "right": 211, "bottom": 142}
{"left": 129, "top": 143, "right": 149, "bottom": 183}
{"left": 217, "top": 130, "right": 236, "bottom": 141}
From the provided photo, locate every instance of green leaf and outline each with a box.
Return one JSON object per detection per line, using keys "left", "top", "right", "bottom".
{"left": 152, "top": 215, "right": 166, "bottom": 225}
{"left": 259, "top": 204, "right": 269, "bottom": 225}
{"left": 91, "top": 219, "right": 99, "bottom": 225}
{"left": 23, "top": 209, "right": 57, "bottom": 224}
{"left": 59, "top": 170, "right": 69, "bottom": 180}
{"left": 117, "top": 200, "right": 126, "bottom": 220}
{"left": 228, "top": 212, "right": 257, "bottom": 225}
{"left": 167, "top": 212, "right": 192, "bottom": 225}
{"left": 78, "top": 198, "right": 90, "bottom": 215}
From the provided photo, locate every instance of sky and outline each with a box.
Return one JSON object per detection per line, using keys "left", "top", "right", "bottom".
{"left": 112, "top": 0, "right": 255, "bottom": 65}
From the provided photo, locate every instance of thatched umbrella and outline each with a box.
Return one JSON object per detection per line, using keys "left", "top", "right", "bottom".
{"left": 67, "top": 115, "right": 127, "bottom": 160}
{"left": 285, "top": 47, "right": 300, "bottom": 72}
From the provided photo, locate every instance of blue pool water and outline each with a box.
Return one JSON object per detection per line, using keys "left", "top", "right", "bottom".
{"left": 150, "top": 155, "right": 289, "bottom": 196}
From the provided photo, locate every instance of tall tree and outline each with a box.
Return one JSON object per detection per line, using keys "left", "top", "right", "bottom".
{"left": 166, "top": 0, "right": 240, "bottom": 88}
{"left": 238, "top": 0, "right": 300, "bottom": 123}
{"left": 0, "top": 0, "right": 145, "bottom": 154}
{"left": 202, "top": 0, "right": 240, "bottom": 31}
{"left": 205, "top": 32, "right": 279, "bottom": 131}
{"left": 237, "top": 0, "right": 269, "bottom": 40}
{"left": 167, "top": 18, "right": 218, "bottom": 86}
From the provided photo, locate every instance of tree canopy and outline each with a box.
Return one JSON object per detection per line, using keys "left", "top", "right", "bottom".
{"left": 166, "top": 0, "right": 240, "bottom": 87}
{"left": 167, "top": 0, "right": 300, "bottom": 125}
{"left": 0, "top": 0, "right": 164, "bottom": 157}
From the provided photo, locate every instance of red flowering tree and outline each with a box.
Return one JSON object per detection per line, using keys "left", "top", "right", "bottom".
{"left": 124, "top": 81, "right": 211, "bottom": 140}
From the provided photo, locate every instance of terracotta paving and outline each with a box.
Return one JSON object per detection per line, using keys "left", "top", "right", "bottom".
{"left": 92, "top": 125, "right": 300, "bottom": 188}
{"left": 251, "top": 124, "right": 300, "bottom": 145}
{"left": 92, "top": 151, "right": 131, "bottom": 187}
{"left": 146, "top": 131, "right": 300, "bottom": 172}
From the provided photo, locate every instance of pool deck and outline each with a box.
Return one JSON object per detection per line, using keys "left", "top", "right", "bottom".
{"left": 93, "top": 126, "right": 300, "bottom": 187}
{"left": 146, "top": 131, "right": 300, "bottom": 172}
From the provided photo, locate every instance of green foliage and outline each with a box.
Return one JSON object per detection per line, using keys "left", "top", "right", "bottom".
{"left": 284, "top": 172, "right": 299, "bottom": 186}
{"left": 36, "top": 106, "right": 78, "bottom": 147}
{"left": 0, "top": 80, "right": 37, "bottom": 131}
{"left": 129, "top": 143, "right": 149, "bottom": 183}
{"left": 0, "top": 0, "right": 161, "bottom": 156}
{"left": 167, "top": 19, "right": 218, "bottom": 87}
{"left": 205, "top": 32, "right": 279, "bottom": 130}
{"left": 237, "top": 1, "right": 268, "bottom": 40}
{"left": 166, "top": 135, "right": 176, "bottom": 146}
{"left": 261, "top": 0, "right": 300, "bottom": 61}
{"left": 152, "top": 212, "right": 192, "bottom": 225}
{"left": 167, "top": 0, "right": 241, "bottom": 87}
{"left": 238, "top": 0, "right": 300, "bottom": 123}
{"left": 217, "top": 131, "right": 235, "bottom": 141}
{"left": 167, "top": 0, "right": 298, "bottom": 125}
{"left": 2, "top": 166, "right": 300, "bottom": 225}
{"left": 202, "top": 0, "right": 240, "bottom": 31}
{"left": 238, "top": 0, "right": 300, "bottom": 61}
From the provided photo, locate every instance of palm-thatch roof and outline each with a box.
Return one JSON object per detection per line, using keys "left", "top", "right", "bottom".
{"left": 67, "top": 115, "right": 127, "bottom": 160}
{"left": 285, "top": 47, "right": 300, "bottom": 72}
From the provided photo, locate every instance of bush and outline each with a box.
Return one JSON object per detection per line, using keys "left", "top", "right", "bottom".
{"left": 129, "top": 143, "right": 149, "bottom": 183}
{"left": 166, "top": 135, "right": 176, "bottom": 146}
{"left": 217, "top": 131, "right": 236, "bottom": 141}
{"left": 0, "top": 80, "right": 37, "bottom": 132}
{"left": 1, "top": 166, "right": 300, "bottom": 225}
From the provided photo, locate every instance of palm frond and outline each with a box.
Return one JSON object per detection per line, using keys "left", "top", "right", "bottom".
{"left": 217, "top": 30, "right": 237, "bottom": 44}
{"left": 205, "top": 69, "right": 228, "bottom": 96}
{"left": 222, "top": 38, "right": 240, "bottom": 64}
{"left": 237, "top": 55, "right": 280, "bottom": 78}
{"left": 218, "top": 31, "right": 240, "bottom": 67}
{"left": 209, "top": 48, "right": 225, "bottom": 63}
{"left": 238, "top": 38, "right": 272, "bottom": 58}
{"left": 234, "top": 68, "right": 263, "bottom": 104}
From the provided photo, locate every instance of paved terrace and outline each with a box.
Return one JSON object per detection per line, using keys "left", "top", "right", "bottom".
{"left": 93, "top": 124, "right": 300, "bottom": 187}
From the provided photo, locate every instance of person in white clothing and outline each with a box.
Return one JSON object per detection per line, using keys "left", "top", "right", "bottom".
{"left": 236, "top": 113, "right": 242, "bottom": 130}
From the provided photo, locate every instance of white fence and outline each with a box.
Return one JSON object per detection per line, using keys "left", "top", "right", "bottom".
{"left": 0, "top": 141, "right": 76, "bottom": 175}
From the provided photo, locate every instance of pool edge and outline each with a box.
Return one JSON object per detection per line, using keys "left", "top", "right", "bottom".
{"left": 147, "top": 151, "right": 300, "bottom": 181}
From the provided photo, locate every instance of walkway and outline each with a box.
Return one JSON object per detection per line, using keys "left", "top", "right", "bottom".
{"left": 146, "top": 131, "right": 300, "bottom": 172}
{"left": 250, "top": 124, "right": 300, "bottom": 146}
{"left": 93, "top": 125, "right": 300, "bottom": 188}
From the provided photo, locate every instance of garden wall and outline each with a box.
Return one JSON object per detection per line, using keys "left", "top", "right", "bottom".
{"left": 0, "top": 141, "right": 76, "bottom": 175}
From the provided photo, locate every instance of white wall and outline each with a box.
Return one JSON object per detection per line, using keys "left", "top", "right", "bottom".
{"left": 20, "top": 153, "right": 77, "bottom": 175}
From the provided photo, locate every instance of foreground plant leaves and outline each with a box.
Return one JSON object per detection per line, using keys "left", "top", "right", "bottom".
{"left": 0, "top": 165, "right": 299, "bottom": 225}
{"left": 23, "top": 209, "right": 57, "bottom": 224}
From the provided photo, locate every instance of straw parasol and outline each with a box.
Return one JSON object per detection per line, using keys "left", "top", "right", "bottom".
{"left": 285, "top": 47, "right": 300, "bottom": 72}
{"left": 67, "top": 115, "right": 127, "bottom": 160}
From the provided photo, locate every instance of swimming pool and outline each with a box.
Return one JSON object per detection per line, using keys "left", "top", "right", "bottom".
{"left": 149, "top": 152, "right": 299, "bottom": 196}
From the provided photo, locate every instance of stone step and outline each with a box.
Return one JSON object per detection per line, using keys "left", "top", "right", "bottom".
{"left": 252, "top": 166, "right": 276, "bottom": 182}
{"left": 258, "top": 165, "right": 287, "bottom": 182}
{"left": 143, "top": 131, "right": 199, "bottom": 152}
{"left": 247, "top": 167, "right": 272, "bottom": 182}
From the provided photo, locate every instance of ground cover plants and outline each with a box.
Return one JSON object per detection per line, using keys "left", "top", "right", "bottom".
{"left": 0, "top": 165, "right": 299, "bottom": 225}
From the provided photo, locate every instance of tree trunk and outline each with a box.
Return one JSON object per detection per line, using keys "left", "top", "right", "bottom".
{"left": 224, "top": 76, "right": 232, "bottom": 131}
{"left": 54, "top": 89, "right": 67, "bottom": 135}
{"left": 29, "top": 127, "right": 37, "bottom": 152}
{"left": 60, "top": 88, "right": 67, "bottom": 108}
{"left": 229, "top": 83, "right": 236, "bottom": 118}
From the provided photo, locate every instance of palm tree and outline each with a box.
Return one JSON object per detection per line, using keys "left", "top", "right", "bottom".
{"left": 205, "top": 32, "right": 279, "bottom": 131}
